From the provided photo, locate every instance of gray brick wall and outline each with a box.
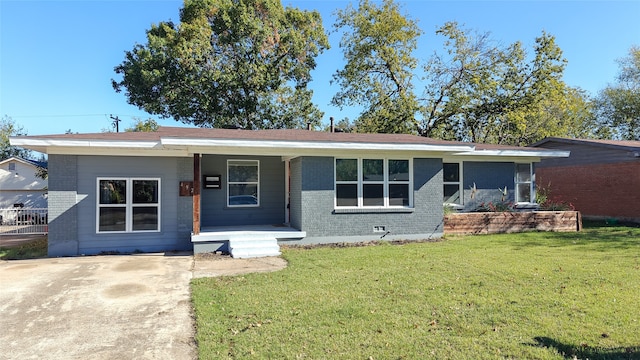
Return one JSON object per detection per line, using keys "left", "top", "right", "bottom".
{"left": 291, "top": 157, "right": 444, "bottom": 244}
{"left": 47, "top": 155, "right": 79, "bottom": 256}
{"left": 289, "top": 157, "right": 302, "bottom": 229}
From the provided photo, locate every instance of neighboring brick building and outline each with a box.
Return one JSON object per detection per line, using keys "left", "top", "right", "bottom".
{"left": 531, "top": 138, "right": 640, "bottom": 223}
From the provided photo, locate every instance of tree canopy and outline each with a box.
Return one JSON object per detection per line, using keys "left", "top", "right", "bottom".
{"left": 111, "top": 0, "right": 629, "bottom": 143}
{"left": 332, "top": 0, "right": 421, "bottom": 134}
{"left": 113, "top": 0, "right": 329, "bottom": 130}
{"left": 421, "top": 23, "right": 594, "bottom": 145}
{"left": 331, "top": 1, "right": 595, "bottom": 145}
{"left": 1, "top": 116, "right": 31, "bottom": 161}
{"left": 593, "top": 46, "right": 640, "bottom": 140}
{"left": 125, "top": 119, "right": 160, "bottom": 132}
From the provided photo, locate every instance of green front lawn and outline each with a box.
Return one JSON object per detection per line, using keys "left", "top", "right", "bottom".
{"left": 192, "top": 224, "right": 640, "bottom": 359}
{"left": 0, "top": 236, "right": 48, "bottom": 260}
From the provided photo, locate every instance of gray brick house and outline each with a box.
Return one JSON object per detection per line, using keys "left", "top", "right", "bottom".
{"left": 11, "top": 127, "right": 568, "bottom": 257}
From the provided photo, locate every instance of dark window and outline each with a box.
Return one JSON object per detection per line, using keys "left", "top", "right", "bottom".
{"left": 97, "top": 178, "right": 160, "bottom": 233}
{"left": 335, "top": 159, "right": 412, "bottom": 208}
{"left": 443, "top": 163, "right": 461, "bottom": 204}
{"left": 227, "top": 160, "right": 259, "bottom": 207}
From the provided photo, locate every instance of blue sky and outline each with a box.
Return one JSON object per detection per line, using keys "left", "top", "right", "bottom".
{"left": 1, "top": 0, "right": 638, "bottom": 135}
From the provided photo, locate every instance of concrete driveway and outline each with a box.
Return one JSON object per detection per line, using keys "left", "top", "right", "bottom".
{"left": 0, "top": 253, "right": 196, "bottom": 360}
{"left": 0, "top": 252, "right": 287, "bottom": 359}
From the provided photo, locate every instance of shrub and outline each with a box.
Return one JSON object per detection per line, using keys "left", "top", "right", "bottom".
{"left": 474, "top": 201, "right": 514, "bottom": 212}
{"left": 536, "top": 183, "right": 575, "bottom": 211}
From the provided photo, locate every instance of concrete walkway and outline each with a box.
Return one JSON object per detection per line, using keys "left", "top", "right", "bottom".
{"left": 0, "top": 253, "right": 286, "bottom": 360}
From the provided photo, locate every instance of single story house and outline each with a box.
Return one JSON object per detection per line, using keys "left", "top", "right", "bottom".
{"left": 0, "top": 157, "right": 48, "bottom": 209}
{"left": 531, "top": 137, "right": 640, "bottom": 223}
{"left": 11, "top": 127, "right": 568, "bottom": 257}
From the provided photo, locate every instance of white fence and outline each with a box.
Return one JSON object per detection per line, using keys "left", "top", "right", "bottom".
{"left": 0, "top": 208, "right": 48, "bottom": 235}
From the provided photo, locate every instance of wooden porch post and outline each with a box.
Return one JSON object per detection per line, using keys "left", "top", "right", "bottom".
{"left": 193, "top": 154, "right": 201, "bottom": 235}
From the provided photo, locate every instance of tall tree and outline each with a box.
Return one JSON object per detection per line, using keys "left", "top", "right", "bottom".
{"left": 332, "top": 0, "right": 421, "bottom": 134}
{"left": 594, "top": 46, "right": 640, "bottom": 140}
{"left": 420, "top": 22, "right": 505, "bottom": 140}
{"left": 113, "top": 0, "right": 329, "bottom": 130}
{"left": 1, "top": 116, "right": 31, "bottom": 161}
{"left": 421, "top": 22, "right": 577, "bottom": 145}
{"left": 502, "top": 84, "right": 596, "bottom": 145}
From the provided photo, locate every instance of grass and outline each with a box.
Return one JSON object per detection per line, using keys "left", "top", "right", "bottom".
{"left": 192, "top": 224, "right": 640, "bottom": 359}
{"left": 0, "top": 236, "right": 48, "bottom": 260}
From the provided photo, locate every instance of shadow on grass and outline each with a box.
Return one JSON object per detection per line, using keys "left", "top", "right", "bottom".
{"left": 533, "top": 336, "right": 639, "bottom": 360}
{"left": 510, "top": 223, "right": 640, "bottom": 252}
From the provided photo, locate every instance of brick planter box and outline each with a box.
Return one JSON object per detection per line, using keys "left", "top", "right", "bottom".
{"left": 444, "top": 211, "right": 582, "bottom": 235}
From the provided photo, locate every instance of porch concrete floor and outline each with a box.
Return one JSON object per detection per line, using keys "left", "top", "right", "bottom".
{"left": 193, "top": 224, "right": 306, "bottom": 241}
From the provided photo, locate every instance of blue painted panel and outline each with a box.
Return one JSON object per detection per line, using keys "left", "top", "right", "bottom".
{"left": 462, "top": 162, "right": 515, "bottom": 210}
{"left": 73, "top": 156, "right": 191, "bottom": 255}
{"left": 200, "top": 155, "right": 285, "bottom": 226}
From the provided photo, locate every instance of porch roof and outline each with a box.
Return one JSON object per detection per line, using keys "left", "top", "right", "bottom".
{"left": 10, "top": 126, "right": 569, "bottom": 159}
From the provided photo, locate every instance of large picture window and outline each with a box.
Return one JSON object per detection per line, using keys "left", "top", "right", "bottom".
{"left": 227, "top": 160, "right": 259, "bottom": 207}
{"left": 515, "top": 163, "right": 533, "bottom": 203}
{"left": 335, "top": 158, "right": 411, "bottom": 208}
{"left": 97, "top": 178, "right": 160, "bottom": 233}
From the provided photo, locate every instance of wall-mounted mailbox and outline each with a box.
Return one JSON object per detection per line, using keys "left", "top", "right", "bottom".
{"left": 203, "top": 175, "right": 221, "bottom": 189}
{"left": 179, "top": 181, "right": 193, "bottom": 196}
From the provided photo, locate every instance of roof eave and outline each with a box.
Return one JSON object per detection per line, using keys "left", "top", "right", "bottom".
{"left": 531, "top": 137, "right": 640, "bottom": 152}
{"left": 159, "top": 137, "right": 475, "bottom": 153}
{"left": 453, "top": 149, "right": 571, "bottom": 158}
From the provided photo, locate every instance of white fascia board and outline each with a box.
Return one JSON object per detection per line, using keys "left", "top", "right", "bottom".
{"left": 160, "top": 137, "right": 475, "bottom": 153}
{"left": 47, "top": 147, "right": 190, "bottom": 157}
{"left": 453, "top": 149, "right": 570, "bottom": 158}
{"left": 10, "top": 138, "right": 160, "bottom": 149}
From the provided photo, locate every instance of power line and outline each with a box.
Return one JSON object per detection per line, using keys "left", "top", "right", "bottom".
{"left": 8, "top": 114, "right": 109, "bottom": 118}
{"left": 9, "top": 114, "right": 157, "bottom": 119}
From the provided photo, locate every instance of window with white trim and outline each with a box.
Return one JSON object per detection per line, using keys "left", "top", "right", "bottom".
{"left": 443, "top": 162, "right": 462, "bottom": 205}
{"left": 97, "top": 178, "right": 160, "bottom": 233}
{"left": 515, "top": 163, "right": 533, "bottom": 203}
{"left": 8, "top": 162, "right": 16, "bottom": 171}
{"left": 335, "top": 158, "right": 411, "bottom": 208}
{"left": 227, "top": 160, "right": 259, "bottom": 207}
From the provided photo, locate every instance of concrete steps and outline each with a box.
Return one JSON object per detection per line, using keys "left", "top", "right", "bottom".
{"left": 191, "top": 225, "right": 305, "bottom": 257}
{"left": 228, "top": 235, "right": 281, "bottom": 258}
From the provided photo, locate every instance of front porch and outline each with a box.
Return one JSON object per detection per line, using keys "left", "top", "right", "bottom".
{"left": 191, "top": 224, "right": 306, "bottom": 258}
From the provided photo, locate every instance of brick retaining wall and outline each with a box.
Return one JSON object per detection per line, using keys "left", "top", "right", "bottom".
{"left": 444, "top": 211, "right": 582, "bottom": 235}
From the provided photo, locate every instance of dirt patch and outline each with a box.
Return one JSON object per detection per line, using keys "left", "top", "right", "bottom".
{"left": 193, "top": 254, "right": 287, "bottom": 278}
{"left": 103, "top": 283, "right": 151, "bottom": 298}
{"left": 3, "top": 264, "right": 38, "bottom": 271}
{"left": 280, "top": 238, "right": 442, "bottom": 250}
{"left": 113, "top": 259, "right": 160, "bottom": 272}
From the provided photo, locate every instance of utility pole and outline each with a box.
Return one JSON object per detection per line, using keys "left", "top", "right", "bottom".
{"left": 109, "top": 114, "right": 121, "bottom": 132}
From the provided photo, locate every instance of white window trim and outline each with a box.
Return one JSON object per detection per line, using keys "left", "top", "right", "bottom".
{"left": 515, "top": 163, "right": 534, "bottom": 204}
{"left": 335, "top": 158, "right": 413, "bottom": 209}
{"left": 227, "top": 159, "right": 260, "bottom": 208}
{"left": 443, "top": 161, "right": 463, "bottom": 206}
{"left": 96, "top": 177, "right": 161, "bottom": 233}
